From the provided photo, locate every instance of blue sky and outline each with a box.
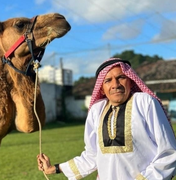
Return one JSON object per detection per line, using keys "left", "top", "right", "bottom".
{"left": 1, "top": 0, "right": 176, "bottom": 81}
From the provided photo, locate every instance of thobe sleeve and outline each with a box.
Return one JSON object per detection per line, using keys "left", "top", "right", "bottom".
{"left": 60, "top": 107, "right": 97, "bottom": 180}
{"left": 137, "top": 98, "right": 176, "bottom": 180}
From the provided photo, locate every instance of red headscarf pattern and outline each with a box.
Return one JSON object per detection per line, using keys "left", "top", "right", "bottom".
{"left": 89, "top": 58, "right": 161, "bottom": 110}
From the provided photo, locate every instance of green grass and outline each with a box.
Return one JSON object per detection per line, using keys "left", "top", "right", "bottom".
{"left": 0, "top": 122, "right": 176, "bottom": 180}
{"left": 0, "top": 122, "right": 97, "bottom": 180}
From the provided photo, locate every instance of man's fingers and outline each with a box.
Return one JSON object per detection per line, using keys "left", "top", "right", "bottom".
{"left": 37, "top": 153, "right": 45, "bottom": 162}
{"left": 42, "top": 153, "right": 49, "bottom": 161}
{"left": 38, "top": 165, "right": 44, "bottom": 171}
{"left": 37, "top": 158, "right": 42, "bottom": 165}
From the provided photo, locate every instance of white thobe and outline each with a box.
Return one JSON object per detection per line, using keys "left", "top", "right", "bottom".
{"left": 60, "top": 92, "right": 176, "bottom": 180}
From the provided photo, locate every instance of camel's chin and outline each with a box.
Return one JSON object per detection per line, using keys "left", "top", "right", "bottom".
{"left": 56, "top": 31, "right": 69, "bottom": 39}
{"left": 31, "top": 48, "right": 46, "bottom": 62}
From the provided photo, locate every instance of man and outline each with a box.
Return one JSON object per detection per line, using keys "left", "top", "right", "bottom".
{"left": 37, "top": 58, "right": 176, "bottom": 180}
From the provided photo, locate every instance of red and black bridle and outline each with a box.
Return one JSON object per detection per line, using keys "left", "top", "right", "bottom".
{"left": 2, "top": 16, "right": 45, "bottom": 76}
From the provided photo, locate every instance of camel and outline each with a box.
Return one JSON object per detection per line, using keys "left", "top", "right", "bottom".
{"left": 0, "top": 13, "right": 71, "bottom": 144}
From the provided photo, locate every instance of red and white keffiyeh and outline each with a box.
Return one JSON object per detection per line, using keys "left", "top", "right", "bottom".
{"left": 89, "top": 58, "right": 160, "bottom": 109}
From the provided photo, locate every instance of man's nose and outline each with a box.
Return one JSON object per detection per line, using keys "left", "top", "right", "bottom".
{"left": 112, "top": 78, "right": 120, "bottom": 88}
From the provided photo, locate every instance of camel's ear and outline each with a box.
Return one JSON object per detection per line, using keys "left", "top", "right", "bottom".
{"left": 0, "top": 22, "right": 3, "bottom": 34}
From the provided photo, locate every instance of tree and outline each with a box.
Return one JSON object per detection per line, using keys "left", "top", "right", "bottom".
{"left": 74, "top": 76, "right": 93, "bottom": 85}
{"left": 113, "top": 50, "right": 163, "bottom": 69}
{"left": 74, "top": 50, "right": 164, "bottom": 84}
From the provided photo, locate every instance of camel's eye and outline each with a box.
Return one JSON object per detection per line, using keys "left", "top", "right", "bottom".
{"left": 15, "top": 21, "right": 25, "bottom": 30}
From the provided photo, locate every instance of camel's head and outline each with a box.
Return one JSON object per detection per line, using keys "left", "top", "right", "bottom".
{"left": 0, "top": 13, "right": 71, "bottom": 140}
{"left": 0, "top": 13, "right": 71, "bottom": 75}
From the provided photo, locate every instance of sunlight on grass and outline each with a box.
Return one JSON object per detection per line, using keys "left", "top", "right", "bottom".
{"left": 0, "top": 122, "right": 97, "bottom": 180}
{"left": 0, "top": 122, "right": 176, "bottom": 180}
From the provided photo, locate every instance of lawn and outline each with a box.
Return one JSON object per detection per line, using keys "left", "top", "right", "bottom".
{"left": 0, "top": 122, "right": 176, "bottom": 180}
{"left": 0, "top": 122, "right": 97, "bottom": 180}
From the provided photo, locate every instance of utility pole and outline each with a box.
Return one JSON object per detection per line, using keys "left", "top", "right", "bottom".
{"left": 60, "top": 57, "right": 64, "bottom": 85}
{"left": 59, "top": 57, "right": 67, "bottom": 121}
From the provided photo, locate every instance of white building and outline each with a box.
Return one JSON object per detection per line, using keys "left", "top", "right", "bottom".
{"left": 38, "top": 59, "right": 90, "bottom": 121}
{"left": 38, "top": 64, "right": 73, "bottom": 86}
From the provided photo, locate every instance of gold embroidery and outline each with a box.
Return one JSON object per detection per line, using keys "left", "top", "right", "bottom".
{"left": 107, "top": 106, "right": 119, "bottom": 140}
{"left": 68, "top": 159, "right": 83, "bottom": 180}
{"left": 98, "top": 96, "right": 133, "bottom": 154}
{"left": 136, "top": 174, "right": 148, "bottom": 180}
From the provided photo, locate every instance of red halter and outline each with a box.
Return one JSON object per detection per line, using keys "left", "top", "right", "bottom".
{"left": 4, "top": 35, "right": 26, "bottom": 59}
{"left": 4, "top": 16, "right": 37, "bottom": 59}
{"left": 2, "top": 16, "right": 45, "bottom": 76}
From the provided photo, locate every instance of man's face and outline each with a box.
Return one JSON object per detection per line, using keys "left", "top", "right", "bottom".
{"left": 101, "top": 66, "right": 132, "bottom": 106}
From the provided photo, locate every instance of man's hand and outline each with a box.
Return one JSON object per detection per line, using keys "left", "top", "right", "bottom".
{"left": 37, "top": 153, "right": 55, "bottom": 174}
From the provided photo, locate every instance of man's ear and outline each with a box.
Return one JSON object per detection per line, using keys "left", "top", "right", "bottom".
{"left": 100, "top": 88, "right": 105, "bottom": 95}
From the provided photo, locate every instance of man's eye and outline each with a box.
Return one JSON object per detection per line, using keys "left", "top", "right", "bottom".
{"left": 118, "top": 75, "right": 127, "bottom": 79}
{"left": 104, "top": 79, "right": 110, "bottom": 83}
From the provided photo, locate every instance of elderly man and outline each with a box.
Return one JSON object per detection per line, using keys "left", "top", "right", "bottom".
{"left": 37, "top": 58, "right": 176, "bottom": 180}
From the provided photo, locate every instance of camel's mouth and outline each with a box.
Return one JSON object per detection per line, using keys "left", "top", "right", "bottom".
{"left": 33, "top": 48, "right": 45, "bottom": 62}
{"left": 38, "top": 40, "right": 50, "bottom": 49}
{"left": 24, "top": 47, "right": 45, "bottom": 67}
{"left": 22, "top": 47, "right": 45, "bottom": 76}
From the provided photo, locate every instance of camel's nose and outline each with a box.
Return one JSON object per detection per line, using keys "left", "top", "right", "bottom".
{"left": 67, "top": 22, "right": 71, "bottom": 31}
{"left": 54, "top": 13, "right": 66, "bottom": 19}
{"left": 54, "top": 13, "right": 71, "bottom": 31}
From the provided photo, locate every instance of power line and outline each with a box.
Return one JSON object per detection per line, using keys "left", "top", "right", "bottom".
{"left": 55, "top": 0, "right": 132, "bottom": 44}
{"left": 48, "top": 35, "right": 176, "bottom": 56}
{"left": 88, "top": 0, "right": 176, "bottom": 54}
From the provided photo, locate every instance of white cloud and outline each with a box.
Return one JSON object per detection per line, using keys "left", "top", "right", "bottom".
{"left": 34, "top": 0, "right": 176, "bottom": 43}
{"left": 50, "top": 0, "right": 176, "bottom": 24}
{"left": 152, "top": 19, "right": 176, "bottom": 43}
{"left": 103, "top": 19, "right": 144, "bottom": 40}
{"left": 48, "top": 0, "right": 176, "bottom": 43}
{"left": 57, "top": 49, "right": 111, "bottom": 80}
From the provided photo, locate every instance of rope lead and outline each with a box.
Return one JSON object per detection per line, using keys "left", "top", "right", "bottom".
{"left": 33, "top": 61, "right": 49, "bottom": 180}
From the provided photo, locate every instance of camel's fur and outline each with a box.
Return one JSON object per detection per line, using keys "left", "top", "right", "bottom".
{"left": 0, "top": 13, "right": 71, "bottom": 143}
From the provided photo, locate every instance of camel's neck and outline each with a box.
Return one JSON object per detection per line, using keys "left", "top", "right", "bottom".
{"left": 7, "top": 60, "right": 37, "bottom": 104}
{"left": 0, "top": 56, "right": 16, "bottom": 140}
{"left": 0, "top": 57, "right": 45, "bottom": 136}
